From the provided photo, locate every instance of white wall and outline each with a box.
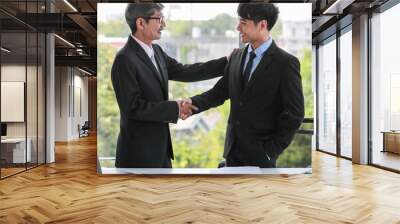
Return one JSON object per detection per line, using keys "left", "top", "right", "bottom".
{"left": 75, "top": 70, "right": 89, "bottom": 138}
{"left": 55, "top": 67, "right": 69, "bottom": 141}
{"left": 55, "top": 67, "right": 89, "bottom": 141}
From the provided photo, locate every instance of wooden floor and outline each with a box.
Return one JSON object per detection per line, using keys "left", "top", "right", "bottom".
{"left": 1, "top": 135, "right": 400, "bottom": 223}
{"left": 1, "top": 163, "right": 46, "bottom": 178}
{"left": 0, "top": 167, "right": 26, "bottom": 178}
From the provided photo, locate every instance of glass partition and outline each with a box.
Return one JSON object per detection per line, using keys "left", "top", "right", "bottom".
{"left": 1, "top": 30, "right": 28, "bottom": 178}
{"left": 339, "top": 28, "right": 352, "bottom": 158}
{"left": 27, "top": 30, "right": 38, "bottom": 169}
{"left": 317, "top": 36, "right": 337, "bottom": 155}
{"left": 38, "top": 31, "right": 45, "bottom": 165}
{"left": 0, "top": 1, "right": 46, "bottom": 179}
{"left": 371, "top": 3, "right": 400, "bottom": 171}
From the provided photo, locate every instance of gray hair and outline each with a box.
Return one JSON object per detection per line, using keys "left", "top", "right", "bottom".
{"left": 125, "top": 3, "right": 164, "bottom": 34}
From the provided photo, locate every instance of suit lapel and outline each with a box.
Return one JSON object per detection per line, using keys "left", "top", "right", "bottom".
{"left": 128, "top": 36, "right": 167, "bottom": 97}
{"left": 232, "top": 46, "right": 248, "bottom": 96}
{"left": 153, "top": 47, "right": 169, "bottom": 94}
{"left": 241, "top": 41, "right": 277, "bottom": 98}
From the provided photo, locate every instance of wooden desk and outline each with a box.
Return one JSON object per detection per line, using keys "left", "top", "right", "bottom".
{"left": 1, "top": 138, "right": 31, "bottom": 163}
{"left": 382, "top": 131, "right": 400, "bottom": 154}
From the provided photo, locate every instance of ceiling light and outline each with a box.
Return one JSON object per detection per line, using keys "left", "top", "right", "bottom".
{"left": 323, "top": 0, "right": 354, "bottom": 15}
{"left": 63, "top": 0, "right": 78, "bottom": 12}
{"left": 76, "top": 48, "right": 85, "bottom": 55}
{"left": 54, "top": 34, "right": 75, "bottom": 48}
{"left": 78, "top": 67, "right": 93, "bottom": 76}
{"left": 1, "top": 47, "right": 11, "bottom": 53}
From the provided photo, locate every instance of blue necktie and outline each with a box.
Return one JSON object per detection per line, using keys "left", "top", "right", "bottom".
{"left": 242, "top": 51, "right": 256, "bottom": 89}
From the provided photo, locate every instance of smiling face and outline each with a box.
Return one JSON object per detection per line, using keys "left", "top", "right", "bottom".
{"left": 236, "top": 18, "right": 268, "bottom": 45}
{"left": 236, "top": 17, "right": 270, "bottom": 50}
{"left": 136, "top": 10, "right": 166, "bottom": 43}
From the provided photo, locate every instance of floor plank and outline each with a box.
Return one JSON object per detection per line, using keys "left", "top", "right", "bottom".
{"left": 1, "top": 134, "right": 399, "bottom": 223}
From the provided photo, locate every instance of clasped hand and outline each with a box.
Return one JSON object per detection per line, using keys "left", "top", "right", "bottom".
{"left": 177, "top": 98, "right": 198, "bottom": 120}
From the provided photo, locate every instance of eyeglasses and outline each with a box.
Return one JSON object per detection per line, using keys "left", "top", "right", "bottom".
{"left": 142, "top": 16, "right": 165, "bottom": 23}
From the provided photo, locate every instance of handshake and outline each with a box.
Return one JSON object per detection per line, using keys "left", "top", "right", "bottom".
{"left": 176, "top": 98, "right": 198, "bottom": 120}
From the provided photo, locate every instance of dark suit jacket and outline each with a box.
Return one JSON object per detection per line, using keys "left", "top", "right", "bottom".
{"left": 111, "top": 35, "right": 227, "bottom": 168}
{"left": 191, "top": 41, "right": 304, "bottom": 166}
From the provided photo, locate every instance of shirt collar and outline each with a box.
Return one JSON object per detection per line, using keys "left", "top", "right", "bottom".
{"left": 247, "top": 37, "right": 273, "bottom": 57}
{"left": 131, "top": 34, "right": 154, "bottom": 59}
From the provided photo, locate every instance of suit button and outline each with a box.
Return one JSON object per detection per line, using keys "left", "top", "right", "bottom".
{"left": 239, "top": 101, "right": 243, "bottom": 106}
{"left": 236, "top": 121, "right": 240, "bottom": 126}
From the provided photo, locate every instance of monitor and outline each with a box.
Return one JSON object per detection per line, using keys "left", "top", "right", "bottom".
{"left": 1, "top": 123, "right": 7, "bottom": 137}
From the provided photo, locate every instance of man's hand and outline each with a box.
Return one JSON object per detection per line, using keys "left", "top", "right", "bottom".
{"left": 176, "top": 98, "right": 198, "bottom": 120}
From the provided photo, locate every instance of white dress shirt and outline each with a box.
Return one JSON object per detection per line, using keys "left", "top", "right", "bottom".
{"left": 131, "top": 34, "right": 159, "bottom": 72}
{"left": 131, "top": 34, "right": 181, "bottom": 119}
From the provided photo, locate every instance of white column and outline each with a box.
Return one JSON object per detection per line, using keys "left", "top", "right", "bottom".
{"left": 312, "top": 45, "right": 317, "bottom": 151}
{"left": 352, "top": 14, "right": 369, "bottom": 164}
{"left": 45, "top": 0, "right": 56, "bottom": 163}
{"left": 46, "top": 32, "right": 55, "bottom": 163}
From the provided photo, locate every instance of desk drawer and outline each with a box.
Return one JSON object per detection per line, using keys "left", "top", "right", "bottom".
{"left": 384, "top": 133, "right": 400, "bottom": 154}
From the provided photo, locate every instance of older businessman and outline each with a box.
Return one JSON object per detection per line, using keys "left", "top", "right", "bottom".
{"left": 111, "top": 3, "right": 227, "bottom": 168}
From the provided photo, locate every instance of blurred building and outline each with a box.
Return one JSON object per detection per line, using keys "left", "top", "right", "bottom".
{"left": 279, "top": 20, "right": 311, "bottom": 57}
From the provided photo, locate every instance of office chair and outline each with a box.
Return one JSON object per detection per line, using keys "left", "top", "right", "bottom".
{"left": 79, "top": 121, "right": 90, "bottom": 138}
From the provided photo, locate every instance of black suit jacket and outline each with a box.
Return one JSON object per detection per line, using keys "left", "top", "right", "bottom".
{"left": 191, "top": 41, "right": 304, "bottom": 166}
{"left": 111, "top": 35, "right": 227, "bottom": 168}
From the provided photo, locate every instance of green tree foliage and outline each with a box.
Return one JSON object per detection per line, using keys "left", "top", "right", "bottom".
{"left": 300, "top": 48, "right": 313, "bottom": 117}
{"left": 198, "top": 14, "right": 237, "bottom": 35}
{"left": 98, "top": 13, "right": 282, "bottom": 40}
{"left": 98, "top": 20, "right": 130, "bottom": 37}
{"left": 98, "top": 43, "right": 119, "bottom": 157}
{"left": 165, "top": 20, "right": 192, "bottom": 37}
{"left": 168, "top": 43, "right": 198, "bottom": 100}
{"left": 172, "top": 101, "right": 230, "bottom": 168}
{"left": 276, "top": 134, "right": 312, "bottom": 168}
{"left": 99, "top": 14, "right": 237, "bottom": 39}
